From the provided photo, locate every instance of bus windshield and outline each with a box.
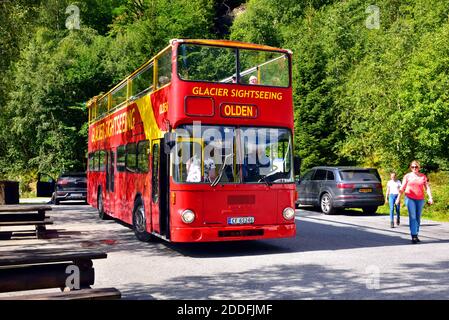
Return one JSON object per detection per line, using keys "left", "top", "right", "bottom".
{"left": 172, "top": 125, "right": 294, "bottom": 184}
{"left": 177, "top": 44, "right": 290, "bottom": 87}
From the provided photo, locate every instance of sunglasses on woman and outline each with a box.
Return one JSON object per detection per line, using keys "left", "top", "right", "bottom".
{"left": 410, "top": 166, "right": 419, "bottom": 169}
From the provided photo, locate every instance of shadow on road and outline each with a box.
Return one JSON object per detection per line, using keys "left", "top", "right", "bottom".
{"left": 118, "top": 259, "right": 449, "bottom": 300}
{"left": 297, "top": 205, "right": 389, "bottom": 217}
{"left": 166, "top": 218, "right": 418, "bottom": 258}
{"left": 3, "top": 205, "right": 448, "bottom": 260}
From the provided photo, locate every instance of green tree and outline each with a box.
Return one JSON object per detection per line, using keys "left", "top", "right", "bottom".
{"left": 1, "top": 0, "right": 217, "bottom": 178}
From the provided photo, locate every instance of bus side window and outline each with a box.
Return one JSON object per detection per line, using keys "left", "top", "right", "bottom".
{"left": 111, "top": 83, "right": 127, "bottom": 110}
{"left": 97, "top": 96, "right": 108, "bottom": 118}
{"left": 91, "top": 152, "right": 95, "bottom": 171}
{"left": 117, "top": 145, "right": 126, "bottom": 172}
{"left": 99, "top": 150, "right": 107, "bottom": 172}
{"left": 126, "top": 143, "right": 137, "bottom": 173}
{"left": 131, "top": 64, "right": 153, "bottom": 98}
{"left": 88, "top": 153, "right": 94, "bottom": 172}
{"left": 93, "top": 151, "right": 99, "bottom": 171}
{"left": 156, "top": 49, "right": 172, "bottom": 88}
{"left": 137, "top": 140, "right": 150, "bottom": 173}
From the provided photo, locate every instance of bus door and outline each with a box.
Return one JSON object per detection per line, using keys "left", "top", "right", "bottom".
{"left": 105, "top": 150, "right": 115, "bottom": 213}
{"left": 150, "top": 139, "right": 170, "bottom": 238}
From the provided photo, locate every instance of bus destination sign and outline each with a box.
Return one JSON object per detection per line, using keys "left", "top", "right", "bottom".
{"left": 221, "top": 103, "right": 258, "bottom": 119}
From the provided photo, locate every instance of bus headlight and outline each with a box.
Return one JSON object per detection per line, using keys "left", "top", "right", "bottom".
{"left": 181, "top": 209, "right": 195, "bottom": 224}
{"left": 283, "top": 207, "right": 295, "bottom": 220}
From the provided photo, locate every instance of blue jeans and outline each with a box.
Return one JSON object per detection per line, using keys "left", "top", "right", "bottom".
{"left": 388, "top": 194, "right": 400, "bottom": 222}
{"left": 405, "top": 196, "right": 425, "bottom": 236}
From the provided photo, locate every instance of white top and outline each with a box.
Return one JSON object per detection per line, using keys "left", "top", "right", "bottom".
{"left": 387, "top": 179, "right": 402, "bottom": 195}
{"left": 186, "top": 155, "right": 201, "bottom": 182}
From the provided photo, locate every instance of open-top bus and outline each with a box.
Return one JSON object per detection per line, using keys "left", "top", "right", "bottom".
{"left": 86, "top": 39, "right": 299, "bottom": 242}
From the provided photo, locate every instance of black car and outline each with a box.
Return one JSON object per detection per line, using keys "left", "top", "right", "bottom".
{"left": 51, "top": 172, "right": 87, "bottom": 205}
{"left": 296, "top": 166, "right": 384, "bottom": 214}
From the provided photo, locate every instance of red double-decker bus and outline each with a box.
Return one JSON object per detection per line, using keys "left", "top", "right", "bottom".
{"left": 86, "top": 39, "right": 299, "bottom": 242}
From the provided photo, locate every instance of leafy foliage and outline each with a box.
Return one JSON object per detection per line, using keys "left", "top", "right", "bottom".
{"left": 0, "top": 0, "right": 216, "bottom": 179}
{"left": 231, "top": 0, "right": 449, "bottom": 173}
{"left": 1, "top": 0, "right": 448, "bottom": 183}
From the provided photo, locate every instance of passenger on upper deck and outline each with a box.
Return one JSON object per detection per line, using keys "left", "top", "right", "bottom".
{"left": 249, "top": 75, "right": 258, "bottom": 85}
{"left": 159, "top": 76, "right": 170, "bottom": 86}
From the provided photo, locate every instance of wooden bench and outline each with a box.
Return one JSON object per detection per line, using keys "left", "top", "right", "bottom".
{"left": 0, "top": 249, "right": 121, "bottom": 300}
{"left": 0, "top": 205, "right": 52, "bottom": 239}
{"left": 0, "top": 288, "right": 121, "bottom": 300}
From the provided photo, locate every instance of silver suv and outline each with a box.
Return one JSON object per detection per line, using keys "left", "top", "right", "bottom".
{"left": 296, "top": 166, "right": 384, "bottom": 214}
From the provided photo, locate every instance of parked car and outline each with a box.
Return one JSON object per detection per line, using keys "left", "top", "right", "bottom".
{"left": 51, "top": 172, "right": 87, "bottom": 205}
{"left": 296, "top": 166, "right": 384, "bottom": 214}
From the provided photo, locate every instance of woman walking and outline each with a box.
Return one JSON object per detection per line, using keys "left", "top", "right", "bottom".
{"left": 395, "top": 160, "right": 433, "bottom": 244}
{"left": 386, "top": 172, "right": 401, "bottom": 228}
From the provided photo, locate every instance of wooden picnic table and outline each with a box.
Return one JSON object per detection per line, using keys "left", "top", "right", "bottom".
{"left": 0, "top": 249, "right": 107, "bottom": 293}
{"left": 0, "top": 287, "right": 121, "bottom": 300}
{"left": 0, "top": 204, "right": 52, "bottom": 212}
{"left": 0, "top": 205, "right": 52, "bottom": 220}
{"left": 0, "top": 205, "right": 53, "bottom": 238}
{"left": 0, "top": 249, "right": 107, "bottom": 267}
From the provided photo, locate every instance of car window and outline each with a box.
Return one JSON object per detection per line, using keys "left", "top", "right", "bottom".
{"left": 301, "top": 170, "right": 314, "bottom": 181}
{"left": 312, "top": 169, "right": 327, "bottom": 181}
{"left": 339, "top": 170, "right": 380, "bottom": 181}
{"left": 368, "top": 169, "right": 381, "bottom": 181}
{"left": 327, "top": 170, "right": 335, "bottom": 181}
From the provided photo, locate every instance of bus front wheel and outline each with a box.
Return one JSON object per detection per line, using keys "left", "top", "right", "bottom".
{"left": 133, "top": 199, "right": 153, "bottom": 242}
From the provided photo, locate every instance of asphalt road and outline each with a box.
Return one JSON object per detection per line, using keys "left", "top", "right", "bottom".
{"left": 1, "top": 203, "right": 449, "bottom": 299}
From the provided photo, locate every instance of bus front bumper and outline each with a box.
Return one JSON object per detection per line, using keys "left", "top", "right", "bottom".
{"left": 170, "top": 223, "right": 296, "bottom": 242}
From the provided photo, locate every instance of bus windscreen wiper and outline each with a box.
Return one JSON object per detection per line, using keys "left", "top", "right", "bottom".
{"left": 211, "top": 153, "right": 233, "bottom": 187}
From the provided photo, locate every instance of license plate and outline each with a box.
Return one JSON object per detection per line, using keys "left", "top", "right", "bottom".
{"left": 359, "top": 188, "right": 372, "bottom": 193}
{"left": 227, "top": 217, "right": 255, "bottom": 225}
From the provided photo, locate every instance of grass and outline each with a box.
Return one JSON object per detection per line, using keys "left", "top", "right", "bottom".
{"left": 377, "top": 171, "right": 449, "bottom": 222}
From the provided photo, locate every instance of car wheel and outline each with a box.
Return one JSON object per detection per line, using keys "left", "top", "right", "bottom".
{"left": 132, "top": 198, "right": 153, "bottom": 242}
{"left": 97, "top": 190, "right": 109, "bottom": 220}
{"left": 362, "top": 206, "right": 378, "bottom": 215}
{"left": 320, "top": 193, "right": 336, "bottom": 215}
{"left": 54, "top": 199, "right": 60, "bottom": 205}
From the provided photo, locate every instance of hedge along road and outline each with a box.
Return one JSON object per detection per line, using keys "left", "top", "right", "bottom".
{"left": 1, "top": 203, "right": 449, "bottom": 299}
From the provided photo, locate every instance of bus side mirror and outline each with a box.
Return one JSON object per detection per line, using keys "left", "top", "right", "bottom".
{"left": 294, "top": 156, "right": 301, "bottom": 176}
{"left": 164, "top": 132, "right": 176, "bottom": 154}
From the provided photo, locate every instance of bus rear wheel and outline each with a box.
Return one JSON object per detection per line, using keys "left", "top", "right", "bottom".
{"left": 133, "top": 199, "right": 153, "bottom": 242}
